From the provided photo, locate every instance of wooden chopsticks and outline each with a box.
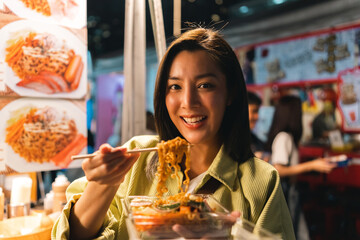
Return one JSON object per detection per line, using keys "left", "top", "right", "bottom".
{"left": 71, "top": 147, "right": 158, "bottom": 160}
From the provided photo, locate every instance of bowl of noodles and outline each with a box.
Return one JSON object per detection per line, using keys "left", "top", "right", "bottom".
{"left": 122, "top": 194, "right": 233, "bottom": 239}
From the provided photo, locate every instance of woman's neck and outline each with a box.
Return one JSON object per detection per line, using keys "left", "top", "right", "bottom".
{"left": 185, "top": 140, "right": 222, "bottom": 179}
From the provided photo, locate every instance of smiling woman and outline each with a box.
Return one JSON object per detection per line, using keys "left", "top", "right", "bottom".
{"left": 52, "top": 27, "right": 295, "bottom": 240}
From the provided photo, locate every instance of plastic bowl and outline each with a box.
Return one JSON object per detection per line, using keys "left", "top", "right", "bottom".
{"left": 0, "top": 215, "right": 53, "bottom": 240}
{"left": 121, "top": 194, "right": 233, "bottom": 239}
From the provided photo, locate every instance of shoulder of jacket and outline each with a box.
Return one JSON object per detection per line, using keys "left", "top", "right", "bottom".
{"left": 238, "top": 158, "right": 280, "bottom": 198}
{"left": 239, "top": 157, "right": 278, "bottom": 180}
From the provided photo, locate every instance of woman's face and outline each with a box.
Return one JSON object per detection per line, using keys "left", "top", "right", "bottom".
{"left": 165, "top": 50, "right": 229, "bottom": 146}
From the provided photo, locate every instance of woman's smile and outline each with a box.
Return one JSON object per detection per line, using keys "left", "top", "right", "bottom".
{"left": 181, "top": 115, "right": 207, "bottom": 126}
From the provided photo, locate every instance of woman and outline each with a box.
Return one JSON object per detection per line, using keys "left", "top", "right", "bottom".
{"left": 266, "top": 95, "right": 335, "bottom": 178}
{"left": 52, "top": 28, "right": 295, "bottom": 239}
{"left": 265, "top": 95, "right": 336, "bottom": 239}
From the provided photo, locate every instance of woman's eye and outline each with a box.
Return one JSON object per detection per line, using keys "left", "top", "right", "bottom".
{"left": 169, "top": 84, "right": 181, "bottom": 90}
{"left": 199, "top": 83, "right": 213, "bottom": 89}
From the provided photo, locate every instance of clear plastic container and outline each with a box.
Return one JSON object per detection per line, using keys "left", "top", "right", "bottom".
{"left": 121, "top": 194, "right": 233, "bottom": 239}
{"left": 231, "top": 217, "right": 282, "bottom": 240}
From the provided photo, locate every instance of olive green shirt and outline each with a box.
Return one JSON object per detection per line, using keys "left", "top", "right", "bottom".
{"left": 52, "top": 135, "right": 295, "bottom": 240}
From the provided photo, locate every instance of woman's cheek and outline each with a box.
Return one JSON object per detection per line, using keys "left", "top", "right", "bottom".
{"left": 166, "top": 95, "right": 179, "bottom": 109}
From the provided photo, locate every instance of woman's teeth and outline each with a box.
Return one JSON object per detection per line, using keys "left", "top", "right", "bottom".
{"left": 182, "top": 116, "right": 205, "bottom": 124}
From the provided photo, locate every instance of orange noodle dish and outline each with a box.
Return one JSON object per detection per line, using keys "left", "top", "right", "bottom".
{"left": 128, "top": 137, "right": 227, "bottom": 233}
{"left": 5, "top": 105, "right": 86, "bottom": 168}
{"left": 5, "top": 31, "right": 83, "bottom": 94}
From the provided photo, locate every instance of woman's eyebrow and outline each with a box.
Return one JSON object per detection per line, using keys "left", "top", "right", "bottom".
{"left": 196, "top": 73, "right": 217, "bottom": 79}
{"left": 168, "top": 73, "right": 217, "bottom": 80}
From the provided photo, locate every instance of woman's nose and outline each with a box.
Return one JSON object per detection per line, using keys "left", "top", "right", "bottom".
{"left": 182, "top": 86, "right": 200, "bottom": 108}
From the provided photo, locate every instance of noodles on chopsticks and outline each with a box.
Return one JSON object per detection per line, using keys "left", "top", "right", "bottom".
{"left": 155, "top": 137, "right": 191, "bottom": 206}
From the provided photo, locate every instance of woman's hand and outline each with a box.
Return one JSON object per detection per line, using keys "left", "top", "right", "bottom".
{"left": 82, "top": 143, "right": 140, "bottom": 186}
{"left": 171, "top": 211, "right": 241, "bottom": 239}
{"left": 309, "top": 158, "right": 336, "bottom": 173}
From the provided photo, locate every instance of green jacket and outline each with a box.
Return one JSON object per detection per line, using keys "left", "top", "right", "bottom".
{"left": 52, "top": 135, "right": 295, "bottom": 239}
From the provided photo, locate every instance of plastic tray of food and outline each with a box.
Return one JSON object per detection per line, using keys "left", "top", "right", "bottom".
{"left": 121, "top": 194, "right": 234, "bottom": 239}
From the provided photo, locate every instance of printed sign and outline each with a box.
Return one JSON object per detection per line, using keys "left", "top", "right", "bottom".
{"left": 237, "top": 25, "right": 360, "bottom": 85}
{"left": 0, "top": 98, "right": 87, "bottom": 172}
{"left": 338, "top": 67, "right": 360, "bottom": 132}
{"left": 0, "top": 17, "right": 87, "bottom": 99}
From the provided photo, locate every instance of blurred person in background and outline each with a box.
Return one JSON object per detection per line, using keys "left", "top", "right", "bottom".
{"left": 311, "top": 87, "right": 338, "bottom": 142}
{"left": 247, "top": 91, "right": 269, "bottom": 162}
{"left": 265, "top": 95, "right": 336, "bottom": 240}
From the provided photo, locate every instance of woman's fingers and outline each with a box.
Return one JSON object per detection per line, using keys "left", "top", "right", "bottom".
{"left": 98, "top": 160, "right": 137, "bottom": 185}
{"left": 93, "top": 153, "right": 140, "bottom": 184}
{"left": 82, "top": 146, "right": 140, "bottom": 185}
{"left": 84, "top": 148, "right": 128, "bottom": 169}
{"left": 99, "top": 143, "right": 113, "bottom": 154}
{"left": 172, "top": 224, "right": 198, "bottom": 239}
{"left": 222, "top": 211, "right": 241, "bottom": 227}
{"left": 230, "top": 211, "right": 241, "bottom": 218}
{"left": 172, "top": 212, "right": 239, "bottom": 239}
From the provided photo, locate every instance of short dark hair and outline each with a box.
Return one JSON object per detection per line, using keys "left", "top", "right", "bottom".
{"left": 153, "top": 27, "right": 252, "bottom": 163}
{"left": 247, "top": 91, "right": 262, "bottom": 106}
{"left": 265, "top": 95, "right": 303, "bottom": 151}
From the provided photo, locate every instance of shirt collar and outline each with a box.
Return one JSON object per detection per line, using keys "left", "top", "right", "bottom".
{"left": 196, "top": 145, "right": 238, "bottom": 192}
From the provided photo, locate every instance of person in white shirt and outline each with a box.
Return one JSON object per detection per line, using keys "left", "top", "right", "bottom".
{"left": 265, "top": 95, "right": 336, "bottom": 240}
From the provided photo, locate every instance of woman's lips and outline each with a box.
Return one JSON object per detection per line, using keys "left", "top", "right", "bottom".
{"left": 181, "top": 116, "right": 207, "bottom": 127}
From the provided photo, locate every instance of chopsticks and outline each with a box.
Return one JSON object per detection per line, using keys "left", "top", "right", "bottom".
{"left": 71, "top": 147, "right": 158, "bottom": 160}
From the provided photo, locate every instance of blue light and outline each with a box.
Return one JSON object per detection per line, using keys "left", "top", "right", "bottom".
{"left": 273, "top": 0, "right": 285, "bottom": 4}
{"left": 239, "top": 6, "right": 249, "bottom": 14}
